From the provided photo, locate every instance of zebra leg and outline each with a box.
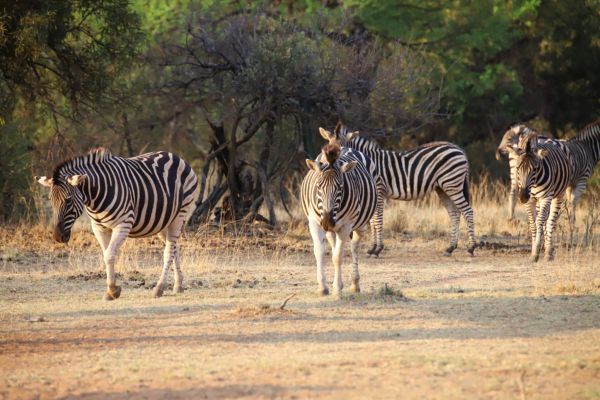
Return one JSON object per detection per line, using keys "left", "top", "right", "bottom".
{"left": 457, "top": 198, "right": 477, "bottom": 256}
{"left": 531, "top": 198, "right": 551, "bottom": 262}
{"left": 308, "top": 219, "right": 329, "bottom": 295}
{"left": 367, "top": 221, "right": 378, "bottom": 256}
{"left": 543, "top": 197, "right": 564, "bottom": 262}
{"left": 349, "top": 229, "right": 363, "bottom": 293}
{"left": 102, "top": 224, "right": 130, "bottom": 300}
{"left": 153, "top": 234, "right": 177, "bottom": 298}
{"left": 569, "top": 180, "right": 586, "bottom": 227}
{"left": 436, "top": 188, "right": 460, "bottom": 256}
{"left": 526, "top": 198, "right": 537, "bottom": 244}
{"left": 508, "top": 178, "right": 517, "bottom": 221}
{"left": 367, "top": 195, "right": 385, "bottom": 257}
{"left": 332, "top": 230, "right": 347, "bottom": 298}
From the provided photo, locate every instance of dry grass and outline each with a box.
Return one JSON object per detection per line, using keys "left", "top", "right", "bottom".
{"left": 1, "top": 180, "right": 600, "bottom": 399}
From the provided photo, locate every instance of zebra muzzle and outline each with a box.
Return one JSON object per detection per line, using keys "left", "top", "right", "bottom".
{"left": 320, "top": 211, "right": 336, "bottom": 232}
{"left": 53, "top": 224, "right": 71, "bottom": 243}
{"left": 519, "top": 188, "right": 531, "bottom": 204}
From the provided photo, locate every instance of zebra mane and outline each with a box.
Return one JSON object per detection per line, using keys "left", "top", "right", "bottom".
{"left": 353, "top": 135, "right": 382, "bottom": 151}
{"left": 52, "top": 147, "right": 113, "bottom": 182}
{"left": 322, "top": 143, "right": 341, "bottom": 165}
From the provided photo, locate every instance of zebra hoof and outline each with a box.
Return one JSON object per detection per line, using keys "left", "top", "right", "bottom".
{"left": 153, "top": 285, "right": 164, "bottom": 298}
{"left": 371, "top": 245, "right": 384, "bottom": 257}
{"left": 443, "top": 246, "right": 456, "bottom": 257}
{"left": 529, "top": 255, "right": 539, "bottom": 263}
{"left": 467, "top": 246, "right": 476, "bottom": 256}
{"left": 350, "top": 283, "right": 360, "bottom": 293}
{"left": 544, "top": 254, "right": 555, "bottom": 262}
{"left": 104, "top": 285, "right": 121, "bottom": 301}
{"left": 173, "top": 285, "right": 185, "bottom": 294}
{"left": 317, "top": 287, "right": 329, "bottom": 296}
{"left": 366, "top": 244, "right": 377, "bottom": 257}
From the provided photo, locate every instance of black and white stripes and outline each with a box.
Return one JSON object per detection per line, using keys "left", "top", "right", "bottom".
{"left": 37, "top": 148, "right": 198, "bottom": 299}
{"left": 507, "top": 133, "right": 572, "bottom": 261}
{"left": 301, "top": 142, "right": 378, "bottom": 296}
{"left": 334, "top": 124, "right": 477, "bottom": 256}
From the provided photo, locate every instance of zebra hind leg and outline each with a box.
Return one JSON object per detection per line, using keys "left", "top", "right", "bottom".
{"left": 436, "top": 188, "right": 461, "bottom": 256}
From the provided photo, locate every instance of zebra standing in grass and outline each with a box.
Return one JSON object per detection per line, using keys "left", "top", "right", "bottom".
{"left": 333, "top": 123, "right": 477, "bottom": 256}
{"left": 36, "top": 148, "right": 199, "bottom": 300}
{"left": 496, "top": 125, "right": 561, "bottom": 221}
{"left": 497, "top": 120, "right": 600, "bottom": 227}
{"left": 317, "top": 126, "right": 387, "bottom": 257}
{"left": 507, "top": 133, "right": 573, "bottom": 262}
{"left": 301, "top": 142, "right": 378, "bottom": 296}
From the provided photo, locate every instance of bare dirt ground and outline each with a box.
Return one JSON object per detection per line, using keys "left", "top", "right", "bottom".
{"left": 1, "top": 227, "right": 600, "bottom": 399}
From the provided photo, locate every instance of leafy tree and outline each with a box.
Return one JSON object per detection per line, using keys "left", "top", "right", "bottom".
{"left": 0, "top": 0, "right": 142, "bottom": 221}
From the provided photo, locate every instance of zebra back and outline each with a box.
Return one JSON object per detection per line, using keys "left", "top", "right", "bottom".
{"left": 341, "top": 135, "right": 470, "bottom": 201}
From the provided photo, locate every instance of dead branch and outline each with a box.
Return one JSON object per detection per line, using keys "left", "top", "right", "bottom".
{"left": 279, "top": 294, "right": 296, "bottom": 310}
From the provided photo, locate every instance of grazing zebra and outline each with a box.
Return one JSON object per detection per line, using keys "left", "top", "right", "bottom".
{"left": 507, "top": 133, "right": 573, "bottom": 262}
{"left": 36, "top": 148, "right": 199, "bottom": 300}
{"left": 300, "top": 142, "right": 378, "bottom": 296}
{"left": 497, "top": 120, "right": 600, "bottom": 226}
{"left": 318, "top": 126, "right": 387, "bottom": 257}
{"left": 333, "top": 123, "right": 477, "bottom": 256}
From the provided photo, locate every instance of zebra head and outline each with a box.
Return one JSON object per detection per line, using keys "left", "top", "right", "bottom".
{"left": 496, "top": 124, "right": 527, "bottom": 160}
{"left": 306, "top": 153, "right": 358, "bottom": 232}
{"left": 36, "top": 175, "right": 87, "bottom": 243}
{"left": 508, "top": 133, "right": 549, "bottom": 204}
{"left": 319, "top": 122, "right": 360, "bottom": 145}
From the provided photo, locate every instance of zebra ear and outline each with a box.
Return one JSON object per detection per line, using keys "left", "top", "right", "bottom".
{"left": 36, "top": 176, "right": 53, "bottom": 187}
{"left": 67, "top": 174, "right": 88, "bottom": 187}
{"left": 340, "top": 160, "right": 358, "bottom": 173}
{"left": 318, "top": 127, "right": 335, "bottom": 142}
{"left": 306, "top": 159, "right": 323, "bottom": 172}
{"left": 536, "top": 148, "right": 549, "bottom": 159}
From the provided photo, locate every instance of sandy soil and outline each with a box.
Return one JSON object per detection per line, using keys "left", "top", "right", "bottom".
{"left": 1, "top": 232, "right": 599, "bottom": 399}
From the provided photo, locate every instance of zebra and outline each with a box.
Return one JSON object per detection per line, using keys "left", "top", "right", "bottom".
{"left": 497, "top": 121, "right": 600, "bottom": 227}
{"left": 36, "top": 148, "right": 199, "bottom": 300}
{"left": 300, "top": 142, "right": 378, "bottom": 296}
{"left": 496, "top": 124, "right": 561, "bottom": 221}
{"left": 507, "top": 132, "right": 573, "bottom": 262}
{"left": 317, "top": 126, "right": 387, "bottom": 257}
{"left": 332, "top": 123, "right": 477, "bottom": 256}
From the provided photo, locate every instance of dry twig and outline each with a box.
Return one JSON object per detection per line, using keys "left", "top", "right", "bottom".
{"left": 279, "top": 294, "right": 296, "bottom": 310}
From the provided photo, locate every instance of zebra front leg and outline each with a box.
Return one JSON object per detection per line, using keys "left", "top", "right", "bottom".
{"left": 543, "top": 197, "right": 564, "bottom": 261}
{"left": 508, "top": 180, "right": 518, "bottom": 221}
{"left": 349, "top": 229, "right": 363, "bottom": 293}
{"left": 531, "top": 198, "right": 551, "bottom": 262}
{"left": 332, "top": 230, "right": 347, "bottom": 298}
{"left": 102, "top": 224, "right": 130, "bottom": 300}
{"left": 309, "top": 219, "right": 329, "bottom": 295}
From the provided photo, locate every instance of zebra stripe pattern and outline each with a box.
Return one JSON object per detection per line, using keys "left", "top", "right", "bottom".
{"left": 498, "top": 121, "right": 600, "bottom": 228}
{"left": 36, "top": 148, "right": 198, "bottom": 300}
{"left": 301, "top": 142, "right": 378, "bottom": 296}
{"left": 508, "top": 133, "right": 573, "bottom": 262}
{"left": 334, "top": 124, "right": 477, "bottom": 256}
{"left": 318, "top": 126, "right": 387, "bottom": 257}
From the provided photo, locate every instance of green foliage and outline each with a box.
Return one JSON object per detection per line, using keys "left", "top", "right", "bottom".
{"left": 0, "top": 0, "right": 142, "bottom": 221}
{"left": 346, "top": 0, "right": 540, "bottom": 126}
